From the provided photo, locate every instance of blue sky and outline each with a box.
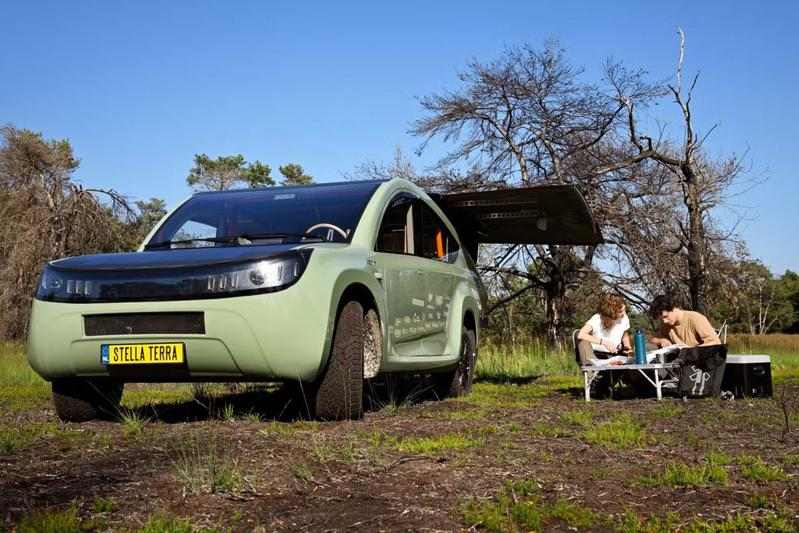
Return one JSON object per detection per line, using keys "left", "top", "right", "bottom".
{"left": 1, "top": 1, "right": 796, "bottom": 273}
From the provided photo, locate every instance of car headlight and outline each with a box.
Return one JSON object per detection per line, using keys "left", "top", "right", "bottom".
{"left": 36, "top": 250, "right": 312, "bottom": 303}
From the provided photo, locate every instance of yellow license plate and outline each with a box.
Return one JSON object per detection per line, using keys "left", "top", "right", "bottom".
{"left": 101, "top": 343, "right": 185, "bottom": 365}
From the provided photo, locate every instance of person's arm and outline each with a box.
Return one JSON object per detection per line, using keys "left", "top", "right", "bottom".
{"left": 694, "top": 313, "right": 721, "bottom": 346}
{"left": 649, "top": 336, "right": 673, "bottom": 348}
{"left": 621, "top": 331, "right": 632, "bottom": 354}
{"left": 577, "top": 321, "right": 616, "bottom": 352}
{"left": 649, "top": 324, "right": 673, "bottom": 348}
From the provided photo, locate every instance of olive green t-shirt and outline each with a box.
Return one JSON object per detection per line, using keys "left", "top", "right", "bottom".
{"left": 658, "top": 310, "right": 721, "bottom": 347}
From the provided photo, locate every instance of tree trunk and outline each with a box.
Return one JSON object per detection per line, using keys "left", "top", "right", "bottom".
{"left": 544, "top": 276, "right": 567, "bottom": 347}
{"left": 683, "top": 166, "right": 707, "bottom": 314}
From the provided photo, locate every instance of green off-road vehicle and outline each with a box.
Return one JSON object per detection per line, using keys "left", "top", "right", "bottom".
{"left": 28, "top": 178, "right": 600, "bottom": 421}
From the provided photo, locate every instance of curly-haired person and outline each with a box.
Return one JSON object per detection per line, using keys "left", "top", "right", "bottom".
{"left": 576, "top": 293, "right": 632, "bottom": 366}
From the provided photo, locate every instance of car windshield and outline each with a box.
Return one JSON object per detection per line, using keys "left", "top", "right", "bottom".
{"left": 148, "top": 181, "right": 383, "bottom": 249}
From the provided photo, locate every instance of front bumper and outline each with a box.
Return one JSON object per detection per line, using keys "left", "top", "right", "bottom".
{"left": 27, "top": 281, "right": 332, "bottom": 383}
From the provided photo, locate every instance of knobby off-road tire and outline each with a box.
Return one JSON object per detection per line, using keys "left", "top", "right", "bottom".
{"left": 434, "top": 327, "right": 477, "bottom": 399}
{"left": 314, "top": 301, "right": 365, "bottom": 420}
{"left": 52, "top": 379, "right": 124, "bottom": 422}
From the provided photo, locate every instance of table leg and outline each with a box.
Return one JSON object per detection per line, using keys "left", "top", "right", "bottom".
{"left": 655, "top": 368, "right": 662, "bottom": 401}
{"left": 584, "top": 371, "right": 590, "bottom": 402}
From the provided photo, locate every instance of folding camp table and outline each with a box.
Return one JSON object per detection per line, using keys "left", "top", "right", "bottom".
{"left": 581, "top": 362, "right": 680, "bottom": 401}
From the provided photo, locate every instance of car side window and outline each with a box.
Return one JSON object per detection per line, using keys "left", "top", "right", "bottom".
{"left": 376, "top": 194, "right": 416, "bottom": 255}
{"left": 415, "top": 201, "right": 460, "bottom": 263}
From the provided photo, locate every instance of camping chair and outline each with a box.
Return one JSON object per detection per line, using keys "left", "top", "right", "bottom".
{"left": 715, "top": 320, "right": 728, "bottom": 344}
{"left": 573, "top": 329, "right": 618, "bottom": 399}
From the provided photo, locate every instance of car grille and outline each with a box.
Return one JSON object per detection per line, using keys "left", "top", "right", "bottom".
{"left": 84, "top": 313, "right": 205, "bottom": 336}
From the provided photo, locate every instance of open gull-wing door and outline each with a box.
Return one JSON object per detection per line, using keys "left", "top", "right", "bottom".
{"left": 432, "top": 184, "right": 602, "bottom": 260}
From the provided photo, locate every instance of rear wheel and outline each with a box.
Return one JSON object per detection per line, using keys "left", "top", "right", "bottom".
{"left": 52, "top": 379, "right": 124, "bottom": 422}
{"left": 434, "top": 327, "right": 477, "bottom": 399}
{"left": 313, "top": 301, "right": 365, "bottom": 420}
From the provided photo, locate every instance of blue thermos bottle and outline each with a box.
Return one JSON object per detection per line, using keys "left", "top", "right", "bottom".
{"left": 634, "top": 329, "right": 647, "bottom": 364}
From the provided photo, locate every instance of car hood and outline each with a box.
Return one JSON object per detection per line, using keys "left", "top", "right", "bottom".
{"left": 49, "top": 244, "right": 304, "bottom": 272}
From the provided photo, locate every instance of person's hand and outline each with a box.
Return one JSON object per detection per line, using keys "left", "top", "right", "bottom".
{"left": 609, "top": 359, "right": 624, "bottom": 366}
{"left": 657, "top": 339, "right": 673, "bottom": 348}
{"left": 601, "top": 339, "right": 616, "bottom": 352}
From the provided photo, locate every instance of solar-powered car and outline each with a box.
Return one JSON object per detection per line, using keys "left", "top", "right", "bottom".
{"left": 28, "top": 178, "right": 600, "bottom": 421}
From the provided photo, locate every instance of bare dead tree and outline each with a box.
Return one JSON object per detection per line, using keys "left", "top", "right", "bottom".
{"left": 609, "top": 29, "right": 749, "bottom": 314}
{"left": 410, "top": 42, "right": 663, "bottom": 344}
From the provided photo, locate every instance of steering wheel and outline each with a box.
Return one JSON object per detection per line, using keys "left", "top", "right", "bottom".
{"left": 305, "top": 223, "right": 349, "bottom": 241}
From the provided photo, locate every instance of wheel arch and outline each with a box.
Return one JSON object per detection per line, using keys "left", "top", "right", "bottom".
{"left": 320, "top": 279, "right": 385, "bottom": 378}
{"left": 463, "top": 306, "right": 479, "bottom": 346}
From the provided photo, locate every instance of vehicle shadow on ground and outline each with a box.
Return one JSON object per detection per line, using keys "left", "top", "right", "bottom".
{"left": 124, "top": 377, "right": 442, "bottom": 424}
{"left": 474, "top": 375, "right": 544, "bottom": 385}
{"left": 126, "top": 383, "right": 311, "bottom": 423}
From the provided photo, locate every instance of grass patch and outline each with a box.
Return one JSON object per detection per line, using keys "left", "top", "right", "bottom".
{"left": 396, "top": 433, "right": 482, "bottom": 455}
{"left": 0, "top": 342, "right": 50, "bottom": 411}
{"left": 173, "top": 435, "right": 244, "bottom": 495}
{"left": 362, "top": 430, "right": 483, "bottom": 456}
{"left": 291, "top": 463, "right": 313, "bottom": 483}
{"left": 121, "top": 384, "right": 196, "bottom": 410}
{"left": 477, "top": 339, "right": 576, "bottom": 381}
{"left": 136, "top": 513, "right": 205, "bottom": 533}
{"left": 120, "top": 410, "right": 149, "bottom": 437}
{"left": 421, "top": 407, "right": 488, "bottom": 421}
{"left": 0, "top": 421, "right": 60, "bottom": 455}
{"left": 737, "top": 455, "right": 788, "bottom": 482}
{"left": 583, "top": 413, "right": 651, "bottom": 449}
{"left": 640, "top": 461, "right": 728, "bottom": 487}
{"left": 462, "top": 480, "right": 598, "bottom": 532}
{"left": 92, "top": 497, "right": 114, "bottom": 514}
{"left": 561, "top": 409, "right": 595, "bottom": 427}
{"left": 16, "top": 506, "right": 83, "bottom": 533}
{"left": 259, "top": 420, "right": 320, "bottom": 438}
{"left": 532, "top": 422, "right": 571, "bottom": 438}
{"left": 463, "top": 377, "right": 578, "bottom": 409}
{"left": 652, "top": 402, "right": 684, "bottom": 418}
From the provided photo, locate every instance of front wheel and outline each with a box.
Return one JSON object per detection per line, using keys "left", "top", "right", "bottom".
{"left": 52, "top": 379, "right": 124, "bottom": 422}
{"left": 434, "top": 327, "right": 477, "bottom": 399}
{"left": 313, "top": 301, "right": 365, "bottom": 420}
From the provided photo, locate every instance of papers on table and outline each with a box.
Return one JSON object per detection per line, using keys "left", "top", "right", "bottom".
{"left": 645, "top": 344, "right": 683, "bottom": 363}
{"left": 592, "top": 355, "right": 630, "bottom": 366}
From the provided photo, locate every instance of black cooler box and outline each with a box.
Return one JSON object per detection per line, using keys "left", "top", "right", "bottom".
{"left": 721, "top": 355, "right": 773, "bottom": 398}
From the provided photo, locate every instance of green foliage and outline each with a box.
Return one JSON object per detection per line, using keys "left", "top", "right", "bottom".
{"left": 0, "top": 126, "right": 133, "bottom": 339}
{"left": 651, "top": 402, "right": 684, "bottom": 418}
{"left": 561, "top": 409, "right": 595, "bottom": 427}
{"left": 129, "top": 197, "right": 167, "bottom": 245}
{"left": 642, "top": 461, "right": 728, "bottom": 487}
{"left": 136, "top": 514, "right": 197, "bottom": 533}
{"left": 186, "top": 153, "right": 274, "bottom": 191}
{"left": 173, "top": 435, "right": 244, "bottom": 495}
{"left": 0, "top": 421, "right": 59, "bottom": 455}
{"left": 0, "top": 342, "right": 50, "bottom": 411}
{"left": 92, "top": 497, "right": 115, "bottom": 513}
{"left": 279, "top": 163, "right": 314, "bottom": 185}
{"left": 476, "top": 339, "right": 577, "bottom": 381}
{"left": 120, "top": 410, "right": 149, "bottom": 437}
{"left": 737, "top": 455, "right": 788, "bottom": 482}
{"left": 462, "top": 481, "right": 597, "bottom": 532}
{"left": 16, "top": 506, "right": 83, "bottom": 533}
{"left": 583, "top": 413, "right": 651, "bottom": 449}
{"left": 395, "top": 433, "right": 482, "bottom": 455}
{"left": 614, "top": 511, "right": 681, "bottom": 533}
{"left": 291, "top": 462, "right": 313, "bottom": 483}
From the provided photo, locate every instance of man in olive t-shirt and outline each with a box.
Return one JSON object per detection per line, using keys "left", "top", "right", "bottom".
{"left": 649, "top": 295, "right": 721, "bottom": 348}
